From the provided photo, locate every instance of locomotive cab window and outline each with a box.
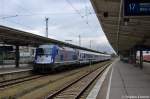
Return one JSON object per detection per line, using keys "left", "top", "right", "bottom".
{"left": 36, "top": 48, "right": 44, "bottom": 55}
{"left": 36, "top": 48, "right": 52, "bottom": 55}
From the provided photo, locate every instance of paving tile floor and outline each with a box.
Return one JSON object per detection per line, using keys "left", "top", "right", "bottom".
{"left": 108, "top": 60, "right": 150, "bottom": 99}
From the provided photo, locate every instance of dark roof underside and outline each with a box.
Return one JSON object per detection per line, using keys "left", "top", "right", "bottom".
{"left": 0, "top": 25, "right": 104, "bottom": 54}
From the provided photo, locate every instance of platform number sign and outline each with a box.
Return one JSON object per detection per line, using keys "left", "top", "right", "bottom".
{"left": 124, "top": 0, "right": 150, "bottom": 16}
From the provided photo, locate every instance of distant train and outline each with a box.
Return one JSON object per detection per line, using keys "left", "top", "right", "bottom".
{"left": 33, "top": 44, "right": 111, "bottom": 73}
{"left": 136, "top": 51, "right": 150, "bottom": 62}
{"left": 143, "top": 55, "right": 150, "bottom": 62}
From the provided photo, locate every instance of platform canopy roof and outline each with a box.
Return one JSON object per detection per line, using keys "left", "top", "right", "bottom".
{"left": 91, "top": 0, "right": 150, "bottom": 54}
{"left": 0, "top": 25, "right": 104, "bottom": 54}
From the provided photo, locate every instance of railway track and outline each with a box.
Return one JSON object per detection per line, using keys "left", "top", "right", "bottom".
{"left": 46, "top": 63, "right": 109, "bottom": 99}
{"left": 0, "top": 61, "right": 110, "bottom": 98}
{"left": 0, "top": 75, "right": 44, "bottom": 89}
{"left": 0, "top": 68, "right": 84, "bottom": 98}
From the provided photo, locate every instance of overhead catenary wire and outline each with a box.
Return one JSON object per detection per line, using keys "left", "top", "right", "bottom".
{"left": 0, "top": 15, "right": 18, "bottom": 19}
{"left": 84, "top": 0, "right": 93, "bottom": 24}
{"left": 82, "top": 0, "right": 100, "bottom": 34}
{"left": 0, "top": 0, "right": 100, "bottom": 44}
{"left": 0, "top": 0, "right": 96, "bottom": 18}
{"left": 64, "top": 0, "right": 103, "bottom": 50}
{"left": 2, "top": 19, "right": 34, "bottom": 30}
{"left": 0, "top": 12, "right": 97, "bottom": 18}
{"left": 0, "top": 0, "right": 99, "bottom": 34}
{"left": 65, "top": 0, "right": 84, "bottom": 18}
{"left": 11, "top": 0, "right": 35, "bottom": 15}
{"left": 65, "top": 0, "right": 98, "bottom": 32}
{"left": 0, "top": 0, "right": 35, "bottom": 30}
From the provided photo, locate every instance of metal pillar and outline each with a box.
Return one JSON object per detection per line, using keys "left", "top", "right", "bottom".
{"left": 139, "top": 50, "right": 143, "bottom": 69}
{"left": 79, "top": 35, "right": 81, "bottom": 46}
{"left": 133, "top": 49, "right": 137, "bottom": 65}
{"left": 130, "top": 48, "right": 137, "bottom": 65}
{"left": 15, "top": 45, "right": 20, "bottom": 68}
{"left": 129, "top": 49, "right": 133, "bottom": 63}
{"left": 45, "top": 17, "right": 49, "bottom": 38}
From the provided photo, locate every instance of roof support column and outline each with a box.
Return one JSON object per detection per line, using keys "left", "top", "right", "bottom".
{"left": 129, "top": 49, "right": 133, "bottom": 63}
{"left": 139, "top": 50, "right": 143, "bottom": 69}
{"left": 130, "top": 48, "right": 137, "bottom": 65}
{"left": 15, "top": 45, "right": 20, "bottom": 68}
{"left": 116, "top": 0, "right": 123, "bottom": 55}
{"left": 133, "top": 48, "right": 137, "bottom": 65}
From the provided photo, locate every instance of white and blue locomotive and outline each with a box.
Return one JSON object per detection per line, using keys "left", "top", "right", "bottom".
{"left": 34, "top": 44, "right": 110, "bottom": 72}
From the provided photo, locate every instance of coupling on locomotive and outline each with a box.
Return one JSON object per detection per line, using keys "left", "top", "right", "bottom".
{"left": 34, "top": 44, "right": 111, "bottom": 73}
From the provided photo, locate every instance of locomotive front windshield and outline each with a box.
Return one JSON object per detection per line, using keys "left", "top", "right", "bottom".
{"left": 36, "top": 48, "right": 52, "bottom": 55}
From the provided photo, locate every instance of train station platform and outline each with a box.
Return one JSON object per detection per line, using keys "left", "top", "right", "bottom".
{"left": 0, "top": 64, "right": 32, "bottom": 69}
{"left": 0, "top": 64, "right": 32, "bottom": 75}
{"left": 106, "top": 60, "right": 150, "bottom": 99}
{"left": 87, "top": 59, "right": 150, "bottom": 99}
{"left": 0, "top": 64, "right": 32, "bottom": 83}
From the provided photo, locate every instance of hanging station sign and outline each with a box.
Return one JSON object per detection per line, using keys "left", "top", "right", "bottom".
{"left": 124, "top": 0, "right": 150, "bottom": 16}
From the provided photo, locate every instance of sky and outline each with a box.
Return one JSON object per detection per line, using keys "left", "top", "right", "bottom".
{"left": 0, "top": 0, "right": 114, "bottom": 54}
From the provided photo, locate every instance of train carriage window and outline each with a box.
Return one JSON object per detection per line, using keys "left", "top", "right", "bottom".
{"left": 60, "top": 55, "right": 64, "bottom": 61}
{"left": 72, "top": 55, "right": 77, "bottom": 60}
{"left": 82, "top": 53, "right": 85, "bottom": 59}
{"left": 87, "top": 54, "right": 90, "bottom": 59}
{"left": 84, "top": 54, "right": 86, "bottom": 58}
{"left": 80, "top": 54, "right": 82, "bottom": 58}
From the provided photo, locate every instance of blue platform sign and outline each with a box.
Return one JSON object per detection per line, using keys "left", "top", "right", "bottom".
{"left": 124, "top": 0, "right": 150, "bottom": 16}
